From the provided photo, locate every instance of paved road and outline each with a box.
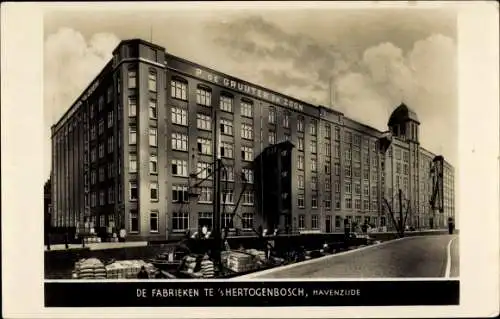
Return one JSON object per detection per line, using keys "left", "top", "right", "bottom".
{"left": 245, "top": 235, "right": 459, "bottom": 279}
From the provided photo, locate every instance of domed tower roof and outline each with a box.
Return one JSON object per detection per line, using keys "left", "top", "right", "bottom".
{"left": 387, "top": 103, "right": 420, "bottom": 127}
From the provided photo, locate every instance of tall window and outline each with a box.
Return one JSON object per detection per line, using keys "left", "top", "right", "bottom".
{"left": 129, "top": 181, "right": 138, "bottom": 201}
{"left": 310, "top": 120, "right": 317, "bottom": 136}
{"left": 298, "top": 215, "right": 305, "bottom": 229}
{"left": 221, "top": 189, "right": 234, "bottom": 204}
{"left": 220, "top": 95, "right": 233, "bottom": 112}
{"left": 242, "top": 168, "right": 254, "bottom": 183}
{"left": 197, "top": 162, "right": 213, "bottom": 180}
{"left": 297, "top": 194, "right": 305, "bottom": 208}
{"left": 128, "top": 70, "right": 136, "bottom": 89}
{"left": 335, "top": 126, "right": 341, "bottom": 140}
{"left": 222, "top": 166, "right": 234, "bottom": 181}
{"left": 196, "top": 87, "right": 212, "bottom": 106}
{"left": 107, "top": 111, "right": 113, "bottom": 128}
{"left": 298, "top": 175, "right": 304, "bottom": 189}
{"left": 283, "top": 111, "right": 290, "bottom": 128}
{"left": 171, "top": 79, "right": 187, "bottom": 100}
{"left": 345, "top": 181, "right": 352, "bottom": 194}
{"left": 150, "top": 154, "right": 157, "bottom": 174}
{"left": 325, "top": 142, "right": 331, "bottom": 157}
{"left": 242, "top": 213, "right": 254, "bottom": 229}
{"left": 149, "top": 99, "right": 157, "bottom": 119}
{"left": 149, "top": 128, "right": 157, "bottom": 147}
{"left": 311, "top": 176, "right": 318, "bottom": 190}
{"left": 107, "top": 86, "right": 113, "bottom": 103}
{"left": 241, "top": 123, "right": 253, "bottom": 140}
{"left": 241, "top": 101, "right": 253, "bottom": 117}
{"left": 241, "top": 146, "right": 253, "bottom": 161}
{"left": 220, "top": 119, "right": 233, "bottom": 136}
{"left": 171, "top": 159, "right": 188, "bottom": 177}
{"left": 172, "top": 133, "right": 188, "bottom": 151}
{"left": 172, "top": 107, "right": 188, "bottom": 126}
{"left": 98, "top": 119, "right": 104, "bottom": 135}
{"left": 269, "top": 131, "right": 276, "bottom": 145}
{"left": 197, "top": 113, "right": 211, "bottom": 131}
{"left": 298, "top": 154, "right": 304, "bottom": 170}
{"left": 148, "top": 71, "right": 157, "bottom": 92}
{"left": 311, "top": 158, "right": 317, "bottom": 172}
{"left": 220, "top": 142, "right": 234, "bottom": 158}
{"left": 199, "top": 187, "right": 212, "bottom": 203}
{"left": 310, "top": 140, "right": 317, "bottom": 154}
{"left": 90, "top": 125, "right": 97, "bottom": 140}
{"left": 150, "top": 211, "right": 159, "bottom": 232}
{"left": 197, "top": 138, "right": 212, "bottom": 155}
{"left": 297, "top": 116, "right": 304, "bottom": 132}
{"left": 268, "top": 106, "right": 276, "bottom": 124}
{"left": 98, "top": 143, "right": 105, "bottom": 158}
{"left": 242, "top": 190, "right": 254, "bottom": 205}
{"left": 309, "top": 195, "right": 317, "bottom": 208}
{"left": 172, "top": 185, "right": 188, "bottom": 203}
{"left": 128, "top": 97, "right": 137, "bottom": 117}
{"left": 222, "top": 213, "right": 234, "bottom": 229}
{"left": 129, "top": 126, "right": 137, "bottom": 145}
{"left": 325, "top": 124, "right": 331, "bottom": 139}
{"left": 345, "top": 197, "right": 352, "bottom": 209}
{"left": 130, "top": 210, "right": 139, "bottom": 233}
{"left": 150, "top": 182, "right": 158, "bottom": 201}
{"left": 172, "top": 212, "right": 189, "bottom": 231}
{"left": 107, "top": 136, "right": 114, "bottom": 153}
{"left": 298, "top": 137, "right": 304, "bottom": 151}
{"left": 311, "top": 215, "right": 319, "bottom": 229}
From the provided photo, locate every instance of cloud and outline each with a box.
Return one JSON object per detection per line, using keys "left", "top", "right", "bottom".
{"left": 206, "top": 15, "right": 457, "bottom": 165}
{"left": 43, "top": 28, "right": 120, "bottom": 177}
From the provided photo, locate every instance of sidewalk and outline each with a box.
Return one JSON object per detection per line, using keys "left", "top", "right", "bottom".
{"left": 44, "top": 241, "right": 148, "bottom": 252}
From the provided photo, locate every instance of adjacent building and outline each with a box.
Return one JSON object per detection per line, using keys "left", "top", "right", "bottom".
{"left": 50, "top": 39, "right": 455, "bottom": 241}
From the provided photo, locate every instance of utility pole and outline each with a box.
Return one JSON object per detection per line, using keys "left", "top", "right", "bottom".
{"left": 211, "top": 104, "right": 222, "bottom": 268}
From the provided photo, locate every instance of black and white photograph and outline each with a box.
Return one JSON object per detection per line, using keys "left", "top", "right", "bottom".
{"left": 2, "top": 1, "right": 499, "bottom": 318}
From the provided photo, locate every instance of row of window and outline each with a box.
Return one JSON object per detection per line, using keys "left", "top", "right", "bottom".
{"left": 125, "top": 210, "right": 385, "bottom": 233}
{"left": 128, "top": 210, "right": 255, "bottom": 233}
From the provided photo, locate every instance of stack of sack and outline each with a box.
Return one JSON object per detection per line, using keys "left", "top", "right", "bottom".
{"left": 245, "top": 249, "right": 267, "bottom": 262}
{"left": 226, "top": 251, "right": 255, "bottom": 273}
{"left": 104, "top": 260, "right": 156, "bottom": 279}
{"left": 73, "top": 258, "right": 106, "bottom": 279}
{"left": 182, "top": 255, "right": 198, "bottom": 274}
{"left": 200, "top": 257, "right": 215, "bottom": 278}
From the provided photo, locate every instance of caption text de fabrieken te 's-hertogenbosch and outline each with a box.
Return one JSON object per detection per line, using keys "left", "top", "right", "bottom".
{"left": 137, "top": 288, "right": 361, "bottom": 298}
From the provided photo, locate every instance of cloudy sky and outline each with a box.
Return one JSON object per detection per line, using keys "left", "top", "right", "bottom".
{"left": 43, "top": 4, "right": 458, "bottom": 178}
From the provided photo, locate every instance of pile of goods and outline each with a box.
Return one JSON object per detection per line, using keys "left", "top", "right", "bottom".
{"left": 105, "top": 260, "right": 156, "bottom": 279}
{"left": 72, "top": 258, "right": 157, "bottom": 279}
{"left": 72, "top": 258, "right": 107, "bottom": 279}
{"left": 199, "top": 257, "right": 215, "bottom": 278}
{"left": 83, "top": 236, "right": 101, "bottom": 244}
{"left": 178, "top": 254, "right": 215, "bottom": 278}
{"left": 221, "top": 250, "right": 267, "bottom": 273}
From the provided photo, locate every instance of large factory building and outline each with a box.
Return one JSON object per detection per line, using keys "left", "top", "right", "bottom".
{"left": 50, "top": 39, "right": 455, "bottom": 241}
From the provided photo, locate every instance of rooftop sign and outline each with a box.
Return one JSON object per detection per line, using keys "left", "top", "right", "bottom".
{"left": 194, "top": 68, "right": 304, "bottom": 112}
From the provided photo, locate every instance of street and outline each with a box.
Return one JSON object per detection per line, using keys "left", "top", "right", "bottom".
{"left": 239, "top": 235, "right": 459, "bottom": 279}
